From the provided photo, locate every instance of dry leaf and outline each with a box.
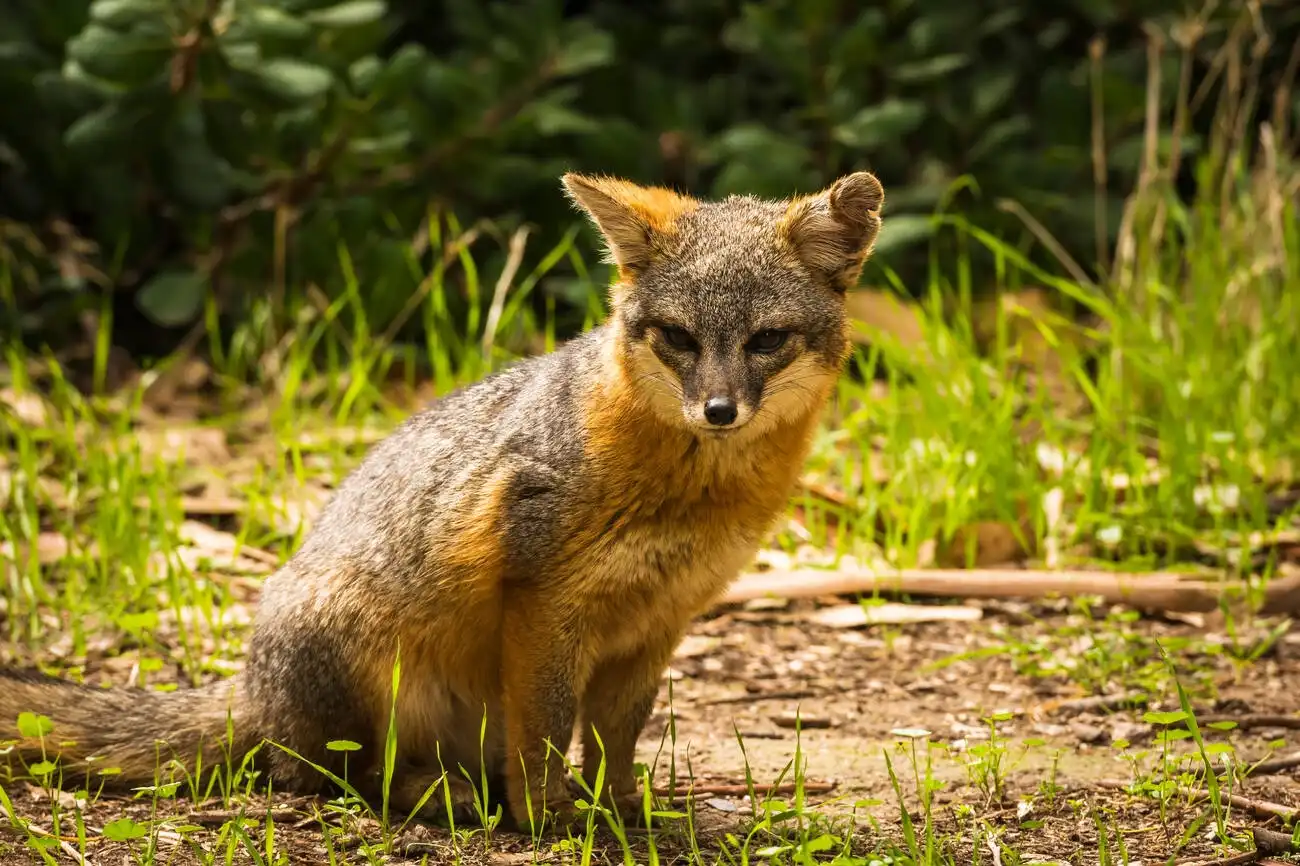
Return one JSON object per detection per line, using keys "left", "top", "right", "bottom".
{"left": 174, "top": 494, "right": 247, "bottom": 516}
{"left": 753, "top": 548, "right": 794, "bottom": 572}
{"left": 172, "top": 519, "right": 278, "bottom": 574}
{"left": 0, "top": 532, "right": 95, "bottom": 564}
{"left": 0, "top": 388, "right": 50, "bottom": 427}
{"left": 742, "top": 596, "right": 790, "bottom": 612}
{"left": 808, "top": 602, "right": 983, "bottom": 628}
{"left": 134, "top": 426, "right": 231, "bottom": 465}
{"left": 674, "top": 635, "right": 720, "bottom": 659}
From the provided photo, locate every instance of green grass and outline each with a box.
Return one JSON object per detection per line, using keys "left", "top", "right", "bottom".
{"left": 3, "top": 73, "right": 1300, "bottom": 864}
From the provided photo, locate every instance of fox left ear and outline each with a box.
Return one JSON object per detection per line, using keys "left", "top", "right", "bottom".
{"left": 561, "top": 173, "right": 698, "bottom": 279}
{"left": 780, "top": 171, "right": 884, "bottom": 293}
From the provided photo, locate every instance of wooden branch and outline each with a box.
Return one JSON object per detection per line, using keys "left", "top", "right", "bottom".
{"left": 1099, "top": 779, "right": 1297, "bottom": 823}
{"left": 1173, "top": 851, "right": 1260, "bottom": 866}
{"left": 1217, "top": 792, "right": 1296, "bottom": 823}
{"left": 719, "top": 568, "right": 1300, "bottom": 616}
{"left": 1252, "top": 827, "right": 1298, "bottom": 856}
{"left": 1198, "top": 715, "right": 1300, "bottom": 732}
{"left": 1244, "top": 752, "right": 1300, "bottom": 777}
{"left": 1048, "top": 691, "right": 1149, "bottom": 718}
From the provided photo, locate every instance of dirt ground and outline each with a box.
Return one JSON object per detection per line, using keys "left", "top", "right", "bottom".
{"left": 4, "top": 597, "right": 1298, "bottom": 864}
{"left": 658, "top": 600, "right": 1300, "bottom": 795}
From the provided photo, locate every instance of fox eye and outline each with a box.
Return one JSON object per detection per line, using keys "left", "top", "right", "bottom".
{"left": 660, "top": 326, "right": 698, "bottom": 352}
{"left": 746, "top": 329, "right": 789, "bottom": 354}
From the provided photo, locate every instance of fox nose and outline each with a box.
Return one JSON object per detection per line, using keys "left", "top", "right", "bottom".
{"left": 703, "top": 396, "right": 738, "bottom": 426}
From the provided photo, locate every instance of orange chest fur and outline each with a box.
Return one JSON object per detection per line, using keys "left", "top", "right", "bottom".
{"left": 562, "top": 415, "right": 818, "bottom": 659}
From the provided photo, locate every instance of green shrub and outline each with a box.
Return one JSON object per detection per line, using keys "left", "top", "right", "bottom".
{"left": 0, "top": 0, "right": 1296, "bottom": 357}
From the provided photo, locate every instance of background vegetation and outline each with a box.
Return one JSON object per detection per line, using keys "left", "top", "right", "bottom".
{"left": 2, "top": 0, "right": 1297, "bottom": 366}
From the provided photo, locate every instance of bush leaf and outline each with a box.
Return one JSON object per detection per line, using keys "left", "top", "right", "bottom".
{"left": 834, "top": 99, "right": 926, "bottom": 149}
{"left": 303, "top": 0, "right": 387, "bottom": 28}
{"left": 136, "top": 269, "right": 207, "bottom": 327}
{"left": 255, "top": 58, "right": 334, "bottom": 101}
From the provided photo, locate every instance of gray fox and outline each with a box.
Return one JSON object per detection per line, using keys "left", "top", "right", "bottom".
{"left": 1, "top": 170, "right": 885, "bottom": 830}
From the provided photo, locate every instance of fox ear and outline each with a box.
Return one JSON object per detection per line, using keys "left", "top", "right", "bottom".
{"left": 561, "top": 173, "right": 698, "bottom": 277}
{"left": 781, "top": 171, "right": 884, "bottom": 293}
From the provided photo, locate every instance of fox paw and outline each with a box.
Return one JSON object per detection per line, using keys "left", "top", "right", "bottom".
{"left": 392, "top": 771, "right": 485, "bottom": 826}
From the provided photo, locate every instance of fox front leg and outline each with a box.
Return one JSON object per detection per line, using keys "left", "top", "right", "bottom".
{"left": 500, "top": 596, "right": 582, "bottom": 832}
{"left": 579, "top": 635, "right": 680, "bottom": 824}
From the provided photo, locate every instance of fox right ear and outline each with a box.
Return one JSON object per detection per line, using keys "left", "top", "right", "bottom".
{"left": 561, "top": 173, "right": 698, "bottom": 278}
{"left": 781, "top": 171, "right": 885, "bottom": 293}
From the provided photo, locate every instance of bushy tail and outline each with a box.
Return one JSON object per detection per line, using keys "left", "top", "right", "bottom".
{"left": 0, "top": 669, "right": 260, "bottom": 789}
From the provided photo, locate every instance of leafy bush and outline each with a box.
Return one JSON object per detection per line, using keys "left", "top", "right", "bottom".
{"left": 0, "top": 0, "right": 1296, "bottom": 357}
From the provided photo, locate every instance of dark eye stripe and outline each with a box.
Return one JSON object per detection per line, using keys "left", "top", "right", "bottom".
{"left": 660, "top": 325, "right": 699, "bottom": 351}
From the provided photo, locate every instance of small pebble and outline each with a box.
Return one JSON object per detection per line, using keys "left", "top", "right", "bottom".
{"left": 1070, "top": 722, "right": 1106, "bottom": 744}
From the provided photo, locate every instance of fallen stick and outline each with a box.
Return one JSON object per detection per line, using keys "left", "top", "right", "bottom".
{"left": 653, "top": 781, "right": 836, "bottom": 800}
{"left": 1047, "top": 691, "right": 1149, "bottom": 718}
{"left": 719, "top": 568, "right": 1300, "bottom": 615}
{"left": 1253, "top": 826, "right": 1299, "bottom": 856}
{"left": 1098, "top": 779, "right": 1296, "bottom": 823}
{"left": 1219, "top": 793, "right": 1297, "bottom": 823}
{"left": 1174, "top": 851, "right": 1261, "bottom": 866}
{"left": 186, "top": 809, "right": 253, "bottom": 826}
{"left": 1199, "top": 715, "right": 1300, "bottom": 731}
{"left": 1245, "top": 752, "right": 1300, "bottom": 777}
{"left": 1106, "top": 715, "right": 1300, "bottom": 749}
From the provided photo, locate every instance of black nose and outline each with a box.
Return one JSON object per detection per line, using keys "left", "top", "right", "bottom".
{"left": 703, "top": 397, "right": 738, "bottom": 426}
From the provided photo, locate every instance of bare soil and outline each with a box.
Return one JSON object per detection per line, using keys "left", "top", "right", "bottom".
{"left": 4, "top": 598, "right": 1298, "bottom": 864}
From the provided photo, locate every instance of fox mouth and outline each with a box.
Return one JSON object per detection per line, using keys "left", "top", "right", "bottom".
{"left": 698, "top": 426, "right": 740, "bottom": 440}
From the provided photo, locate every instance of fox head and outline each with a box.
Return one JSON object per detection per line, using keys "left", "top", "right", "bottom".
{"left": 562, "top": 171, "right": 884, "bottom": 440}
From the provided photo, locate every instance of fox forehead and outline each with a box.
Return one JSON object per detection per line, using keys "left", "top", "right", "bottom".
{"left": 620, "top": 200, "right": 841, "bottom": 336}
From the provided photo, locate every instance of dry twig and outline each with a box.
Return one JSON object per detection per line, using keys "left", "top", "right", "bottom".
{"left": 1047, "top": 691, "right": 1149, "bottom": 718}
{"left": 1245, "top": 752, "right": 1300, "bottom": 778}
